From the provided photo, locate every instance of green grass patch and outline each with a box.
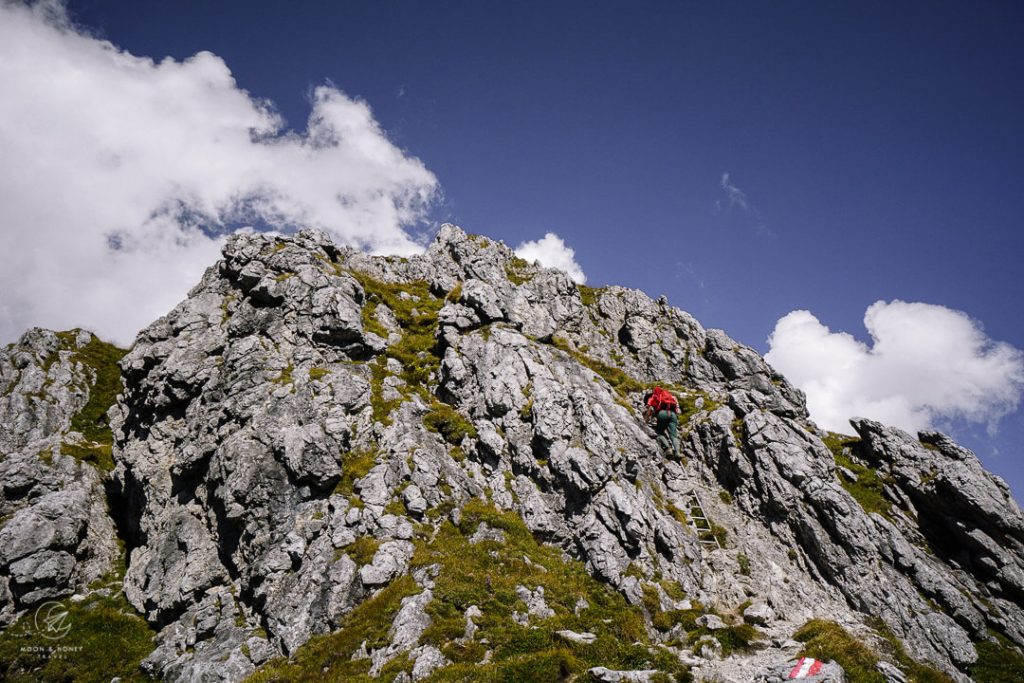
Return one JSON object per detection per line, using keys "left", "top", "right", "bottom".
{"left": 369, "top": 358, "right": 401, "bottom": 425}
{"left": 0, "top": 593, "right": 156, "bottom": 682}
{"left": 341, "top": 536, "right": 381, "bottom": 566}
{"left": 0, "top": 544, "right": 155, "bottom": 683}
{"left": 794, "top": 619, "right": 885, "bottom": 683}
{"left": 246, "top": 575, "right": 420, "bottom": 683}
{"left": 822, "top": 432, "right": 861, "bottom": 457}
{"left": 505, "top": 256, "right": 535, "bottom": 286}
{"left": 423, "top": 402, "right": 477, "bottom": 445}
{"left": 698, "top": 522, "right": 728, "bottom": 547}
{"left": 415, "top": 499, "right": 688, "bottom": 680}
{"left": 665, "top": 503, "right": 689, "bottom": 527}
{"left": 646, "top": 596, "right": 754, "bottom": 657}
{"left": 578, "top": 285, "right": 605, "bottom": 308}
{"left": 348, "top": 270, "right": 446, "bottom": 423}
{"left": 676, "top": 390, "right": 720, "bottom": 423}
{"left": 272, "top": 363, "right": 294, "bottom": 387}
{"left": 55, "top": 331, "right": 127, "bottom": 446}
{"left": 823, "top": 433, "right": 894, "bottom": 519}
{"left": 308, "top": 367, "right": 330, "bottom": 382}
{"left": 359, "top": 298, "right": 390, "bottom": 339}
{"left": 333, "top": 449, "right": 379, "bottom": 498}
{"left": 711, "top": 623, "right": 758, "bottom": 655}
{"left": 660, "top": 580, "right": 686, "bottom": 602}
{"left": 729, "top": 417, "right": 745, "bottom": 445}
{"left": 385, "top": 497, "right": 407, "bottom": 516}
{"left": 970, "top": 634, "right": 1024, "bottom": 683}
{"left": 60, "top": 440, "right": 114, "bottom": 472}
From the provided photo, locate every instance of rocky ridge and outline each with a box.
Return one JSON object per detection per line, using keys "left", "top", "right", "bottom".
{"left": 0, "top": 225, "right": 1022, "bottom": 682}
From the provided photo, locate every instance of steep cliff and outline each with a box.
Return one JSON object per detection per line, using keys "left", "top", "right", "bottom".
{"left": 1, "top": 225, "right": 1023, "bottom": 683}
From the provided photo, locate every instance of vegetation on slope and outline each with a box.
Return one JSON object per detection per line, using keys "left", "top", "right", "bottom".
{"left": 248, "top": 499, "right": 692, "bottom": 682}
{"left": 822, "top": 432, "right": 895, "bottom": 520}
{"left": 0, "top": 545, "right": 156, "bottom": 682}
{"left": 44, "top": 330, "right": 128, "bottom": 472}
{"left": 970, "top": 634, "right": 1024, "bottom": 683}
{"left": 348, "top": 271, "right": 446, "bottom": 425}
{"left": 794, "top": 619, "right": 952, "bottom": 683}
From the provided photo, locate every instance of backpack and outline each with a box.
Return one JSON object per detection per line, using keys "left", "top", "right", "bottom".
{"left": 649, "top": 387, "right": 678, "bottom": 413}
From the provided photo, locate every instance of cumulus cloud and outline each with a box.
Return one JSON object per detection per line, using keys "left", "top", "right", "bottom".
{"left": 0, "top": 1, "right": 438, "bottom": 346}
{"left": 514, "top": 233, "right": 587, "bottom": 284}
{"left": 766, "top": 301, "right": 1024, "bottom": 435}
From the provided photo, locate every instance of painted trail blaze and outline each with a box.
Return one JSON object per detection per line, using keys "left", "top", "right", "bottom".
{"left": 789, "top": 657, "right": 823, "bottom": 679}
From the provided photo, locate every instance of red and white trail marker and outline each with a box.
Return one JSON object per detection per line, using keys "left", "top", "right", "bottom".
{"left": 788, "top": 657, "right": 823, "bottom": 679}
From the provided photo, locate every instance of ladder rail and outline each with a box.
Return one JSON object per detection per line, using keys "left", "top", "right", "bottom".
{"left": 680, "top": 488, "right": 722, "bottom": 550}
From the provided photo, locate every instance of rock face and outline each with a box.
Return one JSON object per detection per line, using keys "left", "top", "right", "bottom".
{"left": 3, "top": 224, "right": 1024, "bottom": 682}
{"left": 0, "top": 329, "right": 120, "bottom": 626}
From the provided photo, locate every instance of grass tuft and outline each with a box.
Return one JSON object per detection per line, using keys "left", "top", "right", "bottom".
{"left": 549, "top": 336, "right": 643, "bottom": 399}
{"left": 794, "top": 619, "right": 884, "bottom": 683}
{"left": 423, "top": 402, "right": 477, "bottom": 445}
{"left": 246, "top": 575, "right": 420, "bottom": 682}
{"left": 970, "top": 634, "right": 1024, "bottom": 683}
{"left": 60, "top": 441, "right": 114, "bottom": 472}
{"left": 823, "top": 433, "right": 894, "bottom": 519}
{"left": 348, "top": 271, "right": 445, "bottom": 424}
{"left": 505, "top": 256, "right": 535, "bottom": 286}
{"left": 47, "top": 331, "right": 127, "bottom": 454}
{"left": 333, "top": 449, "right": 379, "bottom": 498}
{"left": 0, "top": 543, "right": 155, "bottom": 682}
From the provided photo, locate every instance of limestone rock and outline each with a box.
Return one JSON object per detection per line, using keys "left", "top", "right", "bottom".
{"left": 4, "top": 225, "right": 1022, "bottom": 683}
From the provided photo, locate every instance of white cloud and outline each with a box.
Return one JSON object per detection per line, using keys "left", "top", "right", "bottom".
{"left": 0, "top": 1, "right": 438, "bottom": 346}
{"left": 514, "top": 232, "right": 587, "bottom": 284}
{"left": 720, "top": 172, "right": 750, "bottom": 212}
{"left": 766, "top": 301, "right": 1024, "bottom": 435}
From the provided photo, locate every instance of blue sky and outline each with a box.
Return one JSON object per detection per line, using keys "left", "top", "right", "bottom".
{"left": 3, "top": 1, "right": 1023, "bottom": 496}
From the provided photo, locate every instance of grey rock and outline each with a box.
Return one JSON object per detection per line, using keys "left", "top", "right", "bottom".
{"left": 0, "top": 329, "right": 119, "bottom": 622}
{"left": 4, "top": 225, "right": 1015, "bottom": 683}
{"left": 369, "top": 588, "right": 434, "bottom": 676}
{"left": 697, "top": 613, "right": 728, "bottom": 630}
{"left": 556, "top": 629, "right": 598, "bottom": 644}
{"left": 588, "top": 667, "right": 662, "bottom": 682}
{"left": 359, "top": 540, "right": 414, "bottom": 587}
{"left": 876, "top": 660, "right": 908, "bottom": 683}
{"left": 744, "top": 602, "right": 775, "bottom": 625}
{"left": 410, "top": 644, "right": 449, "bottom": 681}
{"left": 468, "top": 522, "right": 506, "bottom": 545}
{"left": 755, "top": 658, "right": 847, "bottom": 683}
{"left": 458, "top": 605, "right": 482, "bottom": 643}
{"left": 698, "top": 635, "right": 724, "bottom": 660}
{"left": 515, "top": 585, "right": 555, "bottom": 621}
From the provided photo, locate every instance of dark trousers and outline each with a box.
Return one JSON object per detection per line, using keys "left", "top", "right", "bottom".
{"left": 655, "top": 410, "right": 679, "bottom": 456}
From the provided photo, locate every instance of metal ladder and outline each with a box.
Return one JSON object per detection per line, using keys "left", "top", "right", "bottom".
{"left": 683, "top": 489, "right": 721, "bottom": 550}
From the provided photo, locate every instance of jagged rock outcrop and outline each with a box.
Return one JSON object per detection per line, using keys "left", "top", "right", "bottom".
{"left": 3, "top": 224, "right": 1024, "bottom": 683}
{"left": 0, "top": 329, "right": 120, "bottom": 626}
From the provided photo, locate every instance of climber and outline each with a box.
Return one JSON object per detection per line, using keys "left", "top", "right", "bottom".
{"left": 643, "top": 386, "right": 680, "bottom": 458}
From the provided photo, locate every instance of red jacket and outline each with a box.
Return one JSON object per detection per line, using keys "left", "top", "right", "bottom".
{"left": 646, "top": 387, "right": 679, "bottom": 413}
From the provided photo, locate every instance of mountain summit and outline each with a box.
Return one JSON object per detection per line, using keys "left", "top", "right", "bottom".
{"left": 1, "top": 225, "right": 1023, "bottom": 682}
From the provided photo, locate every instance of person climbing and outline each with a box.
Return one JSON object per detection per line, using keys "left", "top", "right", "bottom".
{"left": 643, "top": 386, "right": 680, "bottom": 457}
